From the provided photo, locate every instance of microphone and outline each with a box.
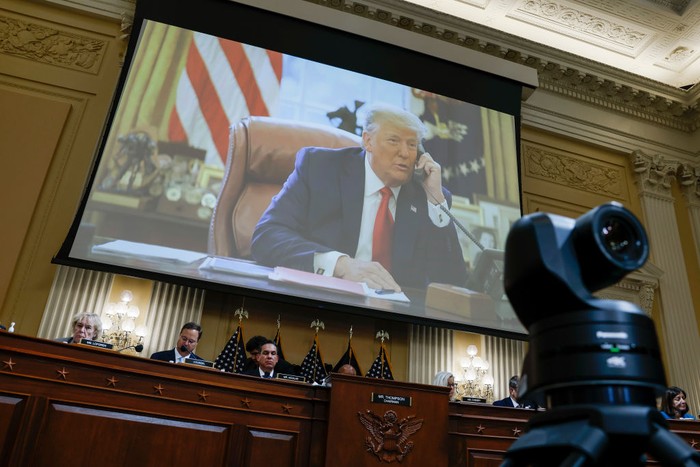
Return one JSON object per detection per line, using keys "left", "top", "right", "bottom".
{"left": 180, "top": 344, "right": 188, "bottom": 353}
{"left": 118, "top": 343, "right": 144, "bottom": 353}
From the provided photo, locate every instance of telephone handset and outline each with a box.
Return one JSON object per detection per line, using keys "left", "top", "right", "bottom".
{"left": 413, "top": 143, "right": 427, "bottom": 184}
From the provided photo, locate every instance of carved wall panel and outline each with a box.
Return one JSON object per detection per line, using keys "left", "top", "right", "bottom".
{"left": 0, "top": 14, "right": 107, "bottom": 73}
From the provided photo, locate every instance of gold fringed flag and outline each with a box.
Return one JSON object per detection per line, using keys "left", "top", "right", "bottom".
{"left": 214, "top": 324, "right": 246, "bottom": 373}
{"left": 366, "top": 331, "right": 393, "bottom": 380}
{"left": 333, "top": 326, "right": 362, "bottom": 375}
{"left": 300, "top": 320, "right": 327, "bottom": 384}
{"left": 273, "top": 315, "right": 286, "bottom": 361}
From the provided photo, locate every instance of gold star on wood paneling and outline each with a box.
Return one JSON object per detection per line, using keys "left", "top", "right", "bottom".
{"left": 281, "top": 403, "right": 293, "bottom": 414}
{"left": 512, "top": 427, "right": 522, "bottom": 437}
{"left": 241, "top": 397, "right": 251, "bottom": 408}
{"left": 476, "top": 424, "right": 486, "bottom": 434}
{"left": 691, "top": 439, "right": 698, "bottom": 448}
{"left": 153, "top": 384, "right": 164, "bottom": 396}
{"left": 198, "top": 390, "right": 209, "bottom": 402}
{"left": 56, "top": 367, "right": 69, "bottom": 380}
{"left": 2, "top": 358, "right": 15, "bottom": 371}
{"left": 106, "top": 376, "right": 118, "bottom": 388}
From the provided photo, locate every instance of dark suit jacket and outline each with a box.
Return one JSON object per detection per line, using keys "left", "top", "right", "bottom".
{"left": 242, "top": 358, "right": 297, "bottom": 375}
{"left": 251, "top": 146, "right": 467, "bottom": 288}
{"left": 242, "top": 367, "right": 275, "bottom": 378}
{"left": 150, "top": 348, "right": 203, "bottom": 362}
{"left": 492, "top": 397, "right": 517, "bottom": 407}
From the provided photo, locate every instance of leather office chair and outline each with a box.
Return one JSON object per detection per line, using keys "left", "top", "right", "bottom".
{"left": 208, "top": 116, "right": 362, "bottom": 259}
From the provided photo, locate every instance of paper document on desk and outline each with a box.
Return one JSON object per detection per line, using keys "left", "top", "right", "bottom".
{"left": 198, "top": 256, "right": 272, "bottom": 278}
{"left": 92, "top": 240, "right": 207, "bottom": 264}
{"left": 268, "top": 267, "right": 410, "bottom": 302}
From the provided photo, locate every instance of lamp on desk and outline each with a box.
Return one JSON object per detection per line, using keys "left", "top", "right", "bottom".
{"left": 458, "top": 344, "right": 494, "bottom": 403}
{"left": 101, "top": 290, "right": 147, "bottom": 352}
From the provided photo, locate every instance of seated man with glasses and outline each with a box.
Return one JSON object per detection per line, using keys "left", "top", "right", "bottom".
{"left": 55, "top": 312, "right": 103, "bottom": 344}
{"left": 150, "top": 322, "right": 204, "bottom": 363}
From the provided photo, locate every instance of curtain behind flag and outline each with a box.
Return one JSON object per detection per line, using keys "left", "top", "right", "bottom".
{"left": 332, "top": 340, "right": 363, "bottom": 376}
{"left": 366, "top": 343, "right": 394, "bottom": 380}
{"left": 168, "top": 32, "right": 283, "bottom": 167}
{"left": 214, "top": 324, "right": 247, "bottom": 373}
{"left": 299, "top": 335, "right": 327, "bottom": 384}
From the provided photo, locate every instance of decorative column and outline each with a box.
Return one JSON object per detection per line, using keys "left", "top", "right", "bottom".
{"left": 631, "top": 151, "right": 700, "bottom": 413}
{"left": 679, "top": 163, "right": 700, "bottom": 268}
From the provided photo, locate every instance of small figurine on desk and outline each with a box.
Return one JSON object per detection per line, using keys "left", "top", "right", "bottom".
{"left": 8, "top": 322, "right": 15, "bottom": 333}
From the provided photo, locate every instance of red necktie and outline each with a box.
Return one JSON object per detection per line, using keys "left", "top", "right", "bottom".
{"left": 372, "top": 187, "right": 394, "bottom": 272}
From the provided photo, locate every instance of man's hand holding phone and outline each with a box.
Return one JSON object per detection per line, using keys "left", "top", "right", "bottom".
{"left": 414, "top": 145, "right": 445, "bottom": 205}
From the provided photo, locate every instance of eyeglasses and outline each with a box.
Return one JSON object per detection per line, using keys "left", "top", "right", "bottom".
{"left": 179, "top": 336, "right": 198, "bottom": 345}
{"left": 75, "top": 323, "right": 94, "bottom": 331}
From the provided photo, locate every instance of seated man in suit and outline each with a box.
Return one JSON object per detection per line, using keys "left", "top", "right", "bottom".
{"left": 251, "top": 103, "right": 467, "bottom": 292}
{"left": 493, "top": 375, "right": 521, "bottom": 407}
{"left": 243, "top": 335, "right": 297, "bottom": 375}
{"left": 493, "top": 375, "right": 538, "bottom": 409}
{"left": 150, "top": 322, "right": 204, "bottom": 363}
{"left": 242, "top": 340, "right": 279, "bottom": 378}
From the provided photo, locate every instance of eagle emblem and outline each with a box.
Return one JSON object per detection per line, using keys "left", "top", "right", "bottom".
{"left": 357, "top": 409, "right": 424, "bottom": 463}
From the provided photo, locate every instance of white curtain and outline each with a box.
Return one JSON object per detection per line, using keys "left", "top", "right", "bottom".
{"left": 408, "top": 324, "right": 453, "bottom": 385}
{"left": 142, "top": 281, "right": 205, "bottom": 358}
{"left": 37, "top": 265, "right": 113, "bottom": 340}
{"left": 484, "top": 334, "right": 527, "bottom": 401}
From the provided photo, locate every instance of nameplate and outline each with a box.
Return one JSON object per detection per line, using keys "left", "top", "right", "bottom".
{"left": 462, "top": 396, "right": 487, "bottom": 403}
{"left": 370, "top": 393, "right": 412, "bottom": 407}
{"left": 276, "top": 373, "right": 306, "bottom": 382}
{"left": 79, "top": 339, "right": 113, "bottom": 350}
{"left": 185, "top": 358, "right": 214, "bottom": 367}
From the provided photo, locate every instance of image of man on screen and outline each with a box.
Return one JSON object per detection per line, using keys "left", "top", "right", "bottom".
{"left": 250, "top": 103, "right": 467, "bottom": 292}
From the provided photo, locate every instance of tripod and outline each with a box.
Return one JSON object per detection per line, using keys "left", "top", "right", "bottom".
{"left": 501, "top": 404, "right": 700, "bottom": 466}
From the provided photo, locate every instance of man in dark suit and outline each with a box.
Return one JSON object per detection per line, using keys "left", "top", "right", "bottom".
{"left": 251, "top": 104, "right": 467, "bottom": 291}
{"left": 150, "top": 322, "right": 204, "bottom": 363}
{"left": 243, "top": 335, "right": 297, "bottom": 375}
{"left": 493, "top": 375, "right": 520, "bottom": 407}
{"left": 493, "top": 375, "right": 538, "bottom": 409}
{"left": 242, "top": 340, "right": 279, "bottom": 378}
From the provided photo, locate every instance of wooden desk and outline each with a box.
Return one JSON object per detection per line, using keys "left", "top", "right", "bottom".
{"left": 0, "top": 332, "right": 328, "bottom": 466}
{"left": 0, "top": 333, "right": 697, "bottom": 466}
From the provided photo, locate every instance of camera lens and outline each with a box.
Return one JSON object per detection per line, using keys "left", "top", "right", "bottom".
{"left": 572, "top": 202, "right": 649, "bottom": 292}
{"left": 600, "top": 214, "right": 644, "bottom": 264}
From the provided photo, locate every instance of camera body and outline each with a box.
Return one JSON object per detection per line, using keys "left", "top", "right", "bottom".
{"left": 504, "top": 202, "right": 666, "bottom": 408}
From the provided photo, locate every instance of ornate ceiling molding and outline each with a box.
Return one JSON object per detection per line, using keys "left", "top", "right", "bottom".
{"left": 303, "top": 0, "right": 700, "bottom": 132}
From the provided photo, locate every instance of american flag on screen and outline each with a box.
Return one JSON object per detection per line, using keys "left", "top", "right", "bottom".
{"left": 168, "top": 32, "right": 283, "bottom": 167}
{"left": 214, "top": 324, "right": 247, "bottom": 374}
{"left": 366, "top": 343, "right": 394, "bottom": 380}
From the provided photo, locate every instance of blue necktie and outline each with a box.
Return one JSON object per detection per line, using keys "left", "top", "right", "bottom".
{"left": 263, "top": 372, "right": 271, "bottom": 378}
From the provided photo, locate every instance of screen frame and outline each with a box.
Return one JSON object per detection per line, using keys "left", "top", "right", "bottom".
{"left": 55, "top": 0, "right": 534, "bottom": 340}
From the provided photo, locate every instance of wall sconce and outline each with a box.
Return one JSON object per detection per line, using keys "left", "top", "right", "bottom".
{"left": 458, "top": 344, "right": 494, "bottom": 403}
{"left": 102, "top": 290, "right": 146, "bottom": 352}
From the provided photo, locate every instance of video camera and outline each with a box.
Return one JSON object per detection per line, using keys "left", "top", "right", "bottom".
{"left": 501, "top": 202, "right": 699, "bottom": 466}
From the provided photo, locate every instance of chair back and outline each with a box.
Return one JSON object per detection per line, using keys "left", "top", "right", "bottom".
{"left": 209, "top": 116, "right": 362, "bottom": 258}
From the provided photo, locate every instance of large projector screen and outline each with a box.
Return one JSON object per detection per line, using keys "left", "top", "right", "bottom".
{"left": 56, "top": 0, "right": 530, "bottom": 337}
